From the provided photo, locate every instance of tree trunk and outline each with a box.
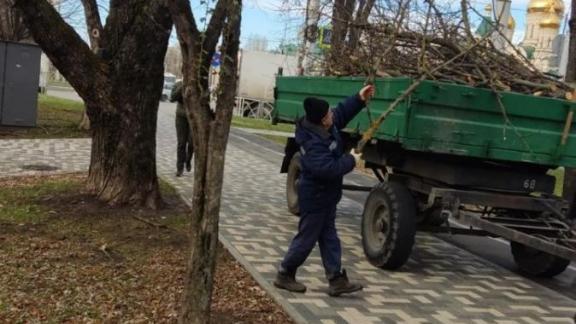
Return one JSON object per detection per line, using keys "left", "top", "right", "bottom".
{"left": 0, "top": 0, "right": 29, "bottom": 41}
{"left": 178, "top": 45, "right": 217, "bottom": 321}
{"left": 565, "top": 0, "right": 576, "bottom": 82}
{"left": 79, "top": 111, "right": 91, "bottom": 130}
{"left": 564, "top": 0, "right": 576, "bottom": 223}
{"left": 326, "top": 0, "right": 376, "bottom": 75}
{"left": 77, "top": 0, "right": 104, "bottom": 131}
{"left": 348, "top": 0, "right": 375, "bottom": 50}
{"left": 178, "top": 132, "right": 214, "bottom": 323}
{"left": 328, "top": 0, "right": 348, "bottom": 72}
{"left": 87, "top": 95, "right": 162, "bottom": 209}
{"left": 169, "top": 0, "right": 241, "bottom": 321}
{"left": 14, "top": 0, "right": 172, "bottom": 207}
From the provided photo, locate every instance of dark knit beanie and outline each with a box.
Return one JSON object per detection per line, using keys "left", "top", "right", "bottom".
{"left": 303, "top": 97, "right": 329, "bottom": 124}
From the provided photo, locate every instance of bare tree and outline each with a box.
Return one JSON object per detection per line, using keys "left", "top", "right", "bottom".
{"left": 327, "top": 0, "right": 376, "bottom": 74}
{"left": 77, "top": 0, "right": 104, "bottom": 130}
{"left": 14, "top": 0, "right": 172, "bottom": 208}
{"left": 168, "top": 0, "right": 241, "bottom": 322}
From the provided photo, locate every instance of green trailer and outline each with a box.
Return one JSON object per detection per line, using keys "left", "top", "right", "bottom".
{"left": 274, "top": 76, "right": 576, "bottom": 277}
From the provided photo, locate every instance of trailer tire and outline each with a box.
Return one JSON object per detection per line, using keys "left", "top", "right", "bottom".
{"left": 362, "top": 181, "right": 417, "bottom": 270}
{"left": 286, "top": 153, "right": 301, "bottom": 216}
{"left": 510, "top": 242, "right": 570, "bottom": 277}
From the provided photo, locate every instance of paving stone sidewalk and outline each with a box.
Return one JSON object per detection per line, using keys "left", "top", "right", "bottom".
{"left": 0, "top": 106, "right": 575, "bottom": 323}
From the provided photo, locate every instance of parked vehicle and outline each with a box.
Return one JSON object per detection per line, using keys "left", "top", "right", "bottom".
{"left": 161, "top": 73, "right": 176, "bottom": 101}
{"left": 209, "top": 50, "right": 299, "bottom": 119}
{"left": 39, "top": 52, "right": 49, "bottom": 94}
{"left": 274, "top": 76, "right": 576, "bottom": 277}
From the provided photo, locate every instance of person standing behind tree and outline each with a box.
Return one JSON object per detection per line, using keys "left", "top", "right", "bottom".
{"left": 170, "top": 80, "right": 193, "bottom": 177}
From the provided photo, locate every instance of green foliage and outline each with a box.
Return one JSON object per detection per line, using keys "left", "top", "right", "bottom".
{"left": 231, "top": 117, "right": 294, "bottom": 133}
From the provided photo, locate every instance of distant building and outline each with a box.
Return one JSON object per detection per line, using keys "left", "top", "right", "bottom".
{"left": 519, "top": 0, "right": 565, "bottom": 74}
{"left": 475, "top": 0, "right": 569, "bottom": 76}
{"left": 475, "top": 4, "right": 516, "bottom": 49}
{"left": 245, "top": 35, "right": 269, "bottom": 52}
{"left": 164, "top": 46, "right": 183, "bottom": 78}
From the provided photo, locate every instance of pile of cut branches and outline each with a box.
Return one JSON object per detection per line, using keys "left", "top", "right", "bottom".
{"left": 325, "top": 1, "right": 574, "bottom": 99}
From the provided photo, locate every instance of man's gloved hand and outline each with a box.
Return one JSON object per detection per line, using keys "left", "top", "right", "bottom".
{"left": 359, "top": 85, "right": 375, "bottom": 103}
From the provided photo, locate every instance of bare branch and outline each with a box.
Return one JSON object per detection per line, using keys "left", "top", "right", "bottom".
{"left": 348, "top": 0, "right": 375, "bottom": 48}
{"left": 213, "top": 0, "right": 241, "bottom": 129}
{"left": 80, "top": 0, "right": 103, "bottom": 50}
{"left": 203, "top": 0, "right": 230, "bottom": 54}
{"left": 460, "top": 0, "right": 473, "bottom": 40}
{"left": 167, "top": 0, "right": 199, "bottom": 53}
{"left": 13, "top": 0, "right": 102, "bottom": 98}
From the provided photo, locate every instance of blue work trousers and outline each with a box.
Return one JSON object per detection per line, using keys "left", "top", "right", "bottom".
{"left": 280, "top": 206, "right": 342, "bottom": 279}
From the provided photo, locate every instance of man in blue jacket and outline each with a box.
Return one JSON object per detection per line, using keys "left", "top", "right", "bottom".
{"left": 274, "top": 85, "right": 374, "bottom": 297}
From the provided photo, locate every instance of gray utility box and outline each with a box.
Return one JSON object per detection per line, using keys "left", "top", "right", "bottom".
{"left": 0, "top": 41, "right": 41, "bottom": 127}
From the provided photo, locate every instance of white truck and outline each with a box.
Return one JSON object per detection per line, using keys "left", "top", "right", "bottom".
{"left": 161, "top": 73, "right": 177, "bottom": 101}
{"left": 209, "top": 49, "right": 299, "bottom": 120}
{"left": 39, "top": 52, "right": 50, "bottom": 93}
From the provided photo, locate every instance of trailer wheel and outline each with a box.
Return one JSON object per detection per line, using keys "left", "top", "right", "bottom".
{"left": 510, "top": 242, "right": 570, "bottom": 277}
{"left": 362, "top": 181, "right": 417, "bottom": 270}
{"left": 286, "top": 153, "right": 301, "bottom": 216}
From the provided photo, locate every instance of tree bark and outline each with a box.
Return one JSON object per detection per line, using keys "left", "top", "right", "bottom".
{"left": 328, "top": 0, "right": 364, "bottom": 74}
{"left": 79, "top": 111, "right": 91, "bottom": 130}
{"left": 80, "top": 0, "right": 103, "bottom": 50}
{"left": 329, "top": 0, "right": 350, "bottom": 71}
{"left": 169, "top": 0, "right": 241, "bottom": 322}
{"left": 0, "top": 0, "right": 29, "bottom": 41}
{"left": 564, "top": 0, "right": 576, "bottom": 222}
{"left": 348, "top": 0, "right": 375, "bottom": 50}
{"left": 15, "top": 0, "right": 172, "bottom": 208}
{"left": 78, "top": 0, "right": 104, "bottom": 131}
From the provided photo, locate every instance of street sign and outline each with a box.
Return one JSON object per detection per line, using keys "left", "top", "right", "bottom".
{"left": 318, "top": 26, "right": 332, "bottom": 49}
{"left": 211, "top": 51, "right": 221, "bottom": 68}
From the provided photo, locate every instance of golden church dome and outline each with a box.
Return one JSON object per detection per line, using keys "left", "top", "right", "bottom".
{"left": 527, "top": 0, "right": 564, "bottom": 14}
{"left": 540, "top": 13, "right": 562, "bottom": 28}
{"left": 484, "top": 4, "right": 516, "bottom": 30}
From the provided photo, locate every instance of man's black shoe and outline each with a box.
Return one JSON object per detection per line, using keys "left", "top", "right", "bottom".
{"left": 328, "top": 269, "right": 363, "bottom": 297}
{"left": 273, "top": 272, "right": 306, "bottom": 293}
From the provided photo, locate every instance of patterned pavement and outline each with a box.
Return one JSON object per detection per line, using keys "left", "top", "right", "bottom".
{"left": 0, "top": 103, "right": 575, "bottom": 323}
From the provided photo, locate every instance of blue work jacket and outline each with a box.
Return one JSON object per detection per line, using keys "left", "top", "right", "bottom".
{"left": 296, "top": 94, "right": 366, "bottom": 212}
